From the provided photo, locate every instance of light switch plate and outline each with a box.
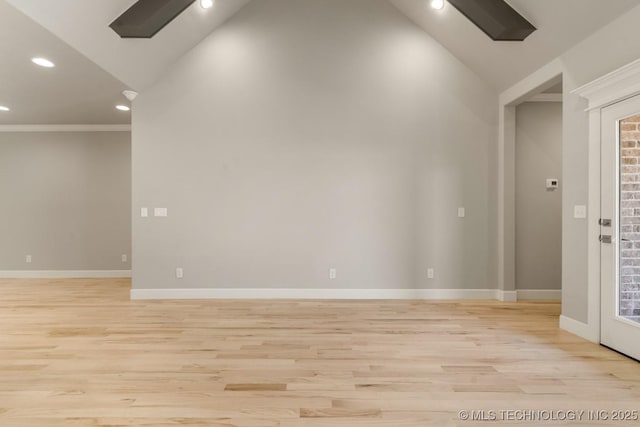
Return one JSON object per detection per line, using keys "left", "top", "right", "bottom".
{"left": 458, "top": 207, "right": 465, "bottom": 218}
{"left": 574, "top": 205, "right": 587, "bottom": 219}
{"left": 154, "top": 208, "right": 168, "bottom": 217}
{"left": 141, "top": 207, "right": 148, "bottom": 217}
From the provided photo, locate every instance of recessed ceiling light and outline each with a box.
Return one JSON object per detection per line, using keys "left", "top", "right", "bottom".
{"left": 32, "top": 57, "right": 55, "bottom": 68}
{"left": 0, "top": 105, "right": 10, "bottom": 112}
{"left": 430, "top": 0, "right": 445, "bottom": 10}
{"left": 116, "top": 105, "right": 130, "bottom": 112}
{"left": 200, "top": 0, "right": 214, "bottom": 9}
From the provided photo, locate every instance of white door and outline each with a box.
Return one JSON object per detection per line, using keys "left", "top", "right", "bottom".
{"left": 601, "top": 95, "right": 640, "bottom": 360}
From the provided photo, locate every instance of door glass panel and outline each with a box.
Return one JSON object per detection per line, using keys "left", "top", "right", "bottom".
{"left": 619, "top": 114, "right": 640, "bottom": 324}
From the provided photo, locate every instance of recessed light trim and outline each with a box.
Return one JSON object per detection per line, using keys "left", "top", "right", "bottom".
{"left": 0, "top": 105, "right": 10, "bottom": 112}
{"left": 430, "top": 0, "right": 445, "bottom": 10}
{"left": 31, "top": 57, "right": 55, "bottom": 68}
{"left": 116, "top": 105, "right": 131, "bottom": 112}
{"left": 200, "top": 0, "right": 214, "bottom": 9}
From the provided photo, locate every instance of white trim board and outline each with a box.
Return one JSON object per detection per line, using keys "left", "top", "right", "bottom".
{"left": 559, "top": 315, "right": 599, "bottom": 343}
{"left": 0, "top": 270, "right": 131, "bottom": 278}
{"left": 130, "top": 288, "right": 563, "bottom": 301}
{"left": 572, "top": 57, "right": 640, "bottom": 111}
{"left": 497, "top": 290, "right": 517, "bottom": 302}
{"left": 528, "top": 93, "right": 562, "bottom": 103}
{"left": 516, "top": 289, "right": 562, "bottom": 300}
{"left": 0, "top": 124, "right": 131, "bottom": 132}
{"left": 131, "top": 288, "right": 502, "bottom": 300}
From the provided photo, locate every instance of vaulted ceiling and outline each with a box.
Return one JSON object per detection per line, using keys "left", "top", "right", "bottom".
{"left": 0, "top": 0, "right": 130, "bottom": 124}
{"left": 390, "top": 0, "right": 640, "bottom": 89}
{"left": 5, "top": 0, "right": 252, "bottom": 92}
{"left": 2, "top": 0, "right": 640, "bottom": 124}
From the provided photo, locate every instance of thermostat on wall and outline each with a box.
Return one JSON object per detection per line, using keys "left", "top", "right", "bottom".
{"left": 546, "top": 178, "right": 559, "bottom": 190}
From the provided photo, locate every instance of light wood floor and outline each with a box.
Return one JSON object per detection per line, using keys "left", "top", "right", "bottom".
{"left": 1, "top": 279, "right": 639, "bottom": 427}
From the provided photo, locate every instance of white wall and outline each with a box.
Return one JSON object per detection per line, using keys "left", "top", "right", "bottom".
{"left": 132, "top": 0, "right": 498, "bottom": 293}
{"left": 0, "top": 131, "right": 131, "bottom": 271}
{"left": 516, "top": 102, "right": 562, "bottom": 291}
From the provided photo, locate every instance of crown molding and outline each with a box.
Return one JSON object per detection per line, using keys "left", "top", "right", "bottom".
{"left": 572, "top": 58, "right": 640, "bottom": 111}
{"left": 0, "top": 124, "right": 131, "bottom": 132}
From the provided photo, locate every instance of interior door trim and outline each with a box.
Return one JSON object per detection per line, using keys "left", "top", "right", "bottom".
{"left": 572, "top": 58, "right": 640, "bottom": 343}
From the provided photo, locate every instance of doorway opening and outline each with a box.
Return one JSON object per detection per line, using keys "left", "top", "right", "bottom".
{"left": 515, "top": 85, "right": 563, "bottom": 299}
{"left": 497, "top": 61, "right": 563, "bottom": 303}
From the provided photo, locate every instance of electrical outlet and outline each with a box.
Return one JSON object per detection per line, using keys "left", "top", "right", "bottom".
{"left": 121, "top": 254, "right": 128, "bottom": 263}
{"left": 329, "top": 268, "right": 337, "bottom": 280}
{"left": 427, "top": 268, "right": 434, "bottom": 279}
{"left": 25, "top": 254, "right": 32, "bottom": 263}
{"left": 176, "top": 267, "right": 184, "bottom": 279}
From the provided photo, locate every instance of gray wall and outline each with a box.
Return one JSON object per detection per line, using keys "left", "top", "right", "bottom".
{"left": 516, "top": 102, "right": 562, "bottom": 290}
{"left": 132, "top": 0, "right": 498, "bottom": 291}
{"left": 0, "top": 131, "right": 131, "bottom": 270}
{"left": 559, "top": 4, "right": 640, "bottom": 322}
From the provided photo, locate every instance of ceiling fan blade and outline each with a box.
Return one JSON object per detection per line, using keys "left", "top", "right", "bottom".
{"left": 447, "top": 0, "right": 536, "bottom": 41}
{"left": 110, "top": 0, "right": 196, "bottom": 39}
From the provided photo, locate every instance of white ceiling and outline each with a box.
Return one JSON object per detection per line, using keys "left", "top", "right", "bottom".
{"left": 0, "top": 0, "right": 130, "bottom": 125}
{"left": 6, "top": 0, "right": 252, "bottom": 92}
{"left": 391, "top": 0, "right": 640, "bottom": 90}
{"left": 2, "top": 0, "right": 640, "bottom": 124}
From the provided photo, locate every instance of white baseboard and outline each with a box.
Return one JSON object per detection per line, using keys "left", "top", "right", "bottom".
{"left": 517, "top": 289, "right": 562, "bottom": 300}
{"left": 559, "top": 315, "right": 599, "bottom": 343}
{"left": 0, "top": 270, "right": 131, "bottom": 279}
{"left": 131, "top": 288, "right": 502, "bottom": 300}
{"left": 497, "top": 290, "right": 518, "bottom": 302}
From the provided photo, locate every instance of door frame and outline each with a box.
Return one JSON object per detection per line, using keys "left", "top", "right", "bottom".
{"left": 572, "top": 58, "right": 640, "bottom": 343}
{"left": 498, "top": 60, "right": 563, "bottom": 302}
{"left": 599, "top": 96, "right": 640, "bottom": 358}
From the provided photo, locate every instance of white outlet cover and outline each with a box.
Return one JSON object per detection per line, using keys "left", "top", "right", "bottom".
{"left": 458, "top": 207, "right": 465, "bottom": 218}
{"left": 546, "top": 178, "right": 559, "bottom": 189}
{"left": 427, "top": 268, "right": 434, "bottom": 279}
{"left": 26, "top": 255, "right": 32, "bottom": 263}
{"left": 122, "top": 254, "right": 128, "bottom": 262}
{"left": 176, "top": 267, "right": 184, "bottom": 279}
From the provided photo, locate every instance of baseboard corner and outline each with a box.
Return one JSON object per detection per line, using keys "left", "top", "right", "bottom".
{"left": 559, "top": 315, "right": 599, "bottom": 343}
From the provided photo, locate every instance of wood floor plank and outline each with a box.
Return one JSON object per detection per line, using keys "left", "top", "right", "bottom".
{"left": 0, "top": 278, "right": 639, "bottom": 426}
